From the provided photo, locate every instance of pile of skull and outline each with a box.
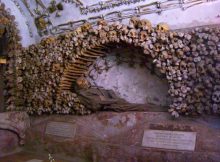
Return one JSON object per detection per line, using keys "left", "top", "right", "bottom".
{"left": 8, "top": 16, "right": 220, "bottom": 117}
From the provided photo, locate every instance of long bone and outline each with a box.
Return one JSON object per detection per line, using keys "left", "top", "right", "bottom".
{"left": 77, "top": 56, "right": 96, "bottom": 62}
{"left": 86, "top": 48, "right": 107, "bottom": 55}
{"left": 74, "top": 59, "right": 90, "bottom": 66}
{"left": 79, "top": 51, "right": 100, "bottom": 58}
{"left": 35, "top": 0, "right": 46, "bottom": 9}
{"left": 66, "top": 68, "right": 86, "bottom": 74}
{"left": 83, "top": 50, "right": 106, "bottom": 57}
{"left": 69, "top": 64, "right": 88, "bottom": 70}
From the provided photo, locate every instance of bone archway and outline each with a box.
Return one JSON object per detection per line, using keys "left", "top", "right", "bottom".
{"left": 58, "top": 42, "right": 167, "bottom": 96}
{"left": 56, "top": 20, "right": 189, "bottom": 117}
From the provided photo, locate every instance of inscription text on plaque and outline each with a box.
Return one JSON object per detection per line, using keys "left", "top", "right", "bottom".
{"left": 142, "top": 130, "right": 196, "bottom": 151}
{"left": 45, "top": 121, "right": 76, "bottom": 138}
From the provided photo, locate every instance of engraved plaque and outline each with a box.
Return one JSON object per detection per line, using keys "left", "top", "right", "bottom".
{"left": 45, "top": 121, "right": 76, "bottom": 138}
{"left": 142, "top": 130, "right": 196, "bottom": 151}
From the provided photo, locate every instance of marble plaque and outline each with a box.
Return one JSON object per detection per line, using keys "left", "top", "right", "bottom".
{"left": 45, "top": 121, "right": 76, "bottom": 138}
{"left": 142, "top": 130, "right": 196, "bottom": 151}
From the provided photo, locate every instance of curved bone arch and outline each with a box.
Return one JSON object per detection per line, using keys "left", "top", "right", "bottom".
{"left": 58, "top": 19, "right": 169, "bottom": 94}
{"left": 55, "top": 19, "right": 183, "bottom": 117}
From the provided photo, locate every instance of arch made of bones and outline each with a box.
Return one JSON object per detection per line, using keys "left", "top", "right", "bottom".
{"left": 57, "top": 18, "right": 190, "bottom": 118}
{"left": 19, "top": 18, "right": 220, "bottom": 117}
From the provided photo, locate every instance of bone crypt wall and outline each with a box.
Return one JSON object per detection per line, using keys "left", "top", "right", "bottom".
{"left": 4, "top": 18, "right": 220, "bottom": 118}
{"left": 0, "top": 3, "right": 22, "bottom": 112}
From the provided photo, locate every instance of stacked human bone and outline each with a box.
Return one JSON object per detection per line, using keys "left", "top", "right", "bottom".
{"left": 0, "top": 3, "right": 23, "bottom": 111}
{"left": 55, "top": 90, "right": 91, "bottom": 115}
{"left": 11, "top": 17, "right": 220, "bottom": 117}
{"left": 168, "top": 27, "right": 220, "bottom": 116}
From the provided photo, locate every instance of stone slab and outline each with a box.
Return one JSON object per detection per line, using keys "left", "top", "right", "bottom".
{"left": 45, "top": 121, "right": 76, "bottom": 138}
{"left": 142, "top": 130, "right": 196, "bottom": 151}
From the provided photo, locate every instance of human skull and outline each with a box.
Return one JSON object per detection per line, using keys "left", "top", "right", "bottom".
{"left": 97, "top": 19, "right": 108, "bottom": 27}
{"left": 197, "top": 60, "right": 206, "bottom": 74}
{"left": 156, "top": 22, "right": 169, "bottom": 32}
{"left": 212, "top": 104, "right": 219, "bottom": 113}
{"left": 121, "top": 25, "right": 129, "bottom": 35}
{"left": 129, "top": 17, "right": 140, "bottom": 28}
{"left": 0, "top": 17, "right": 10, "bottom": 25}
{"left": 139, "top": 31, "right": 148, "bottom": 42}
{"left": 99, "top": 30, "right": 107, "bottom": 38}
{"left": 154, "top": 43, "right": 162, "bottom": 52}
{"left": 179, "top": 61, "right": 187, "bottom": 71}
{"left": 128, "top": 29, "right": 138, "bottom": 38}
{"left": 212, "top": 85, "right": 220, "bottom": 103}
{"left": 76, "top": 77, "right": 90, "bottom": 89}
{"left": 161, "top": 51, "right": 169, "bottom": 60}
{"left": 138, "top": 19, "right": 152, "bottom": 31}
{"left": 108, "top": 30, "right": 117, "bottom": 40}
{"left": 81, "top": 22, "right": 92, "bottom": 32}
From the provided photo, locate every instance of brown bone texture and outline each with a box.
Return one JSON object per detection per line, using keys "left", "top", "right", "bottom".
{"left": 6, "top": 17, "right": 220, "bottom": 117}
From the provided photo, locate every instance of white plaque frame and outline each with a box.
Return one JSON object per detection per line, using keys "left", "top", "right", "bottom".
{"left": 142, "top": 130, "right": 196, "bottom": 151}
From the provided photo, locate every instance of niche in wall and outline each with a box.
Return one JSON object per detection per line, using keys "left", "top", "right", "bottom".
{"left": 86, "top": 43, "right": 171, "bottom": 107}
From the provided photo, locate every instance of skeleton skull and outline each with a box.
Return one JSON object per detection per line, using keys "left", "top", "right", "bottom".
{"left": 156, "top": 22, "right": 169, "bottom": 32}
{"left": 180, "top": 61, "right": 187, "bottom": 71}
{"left": 121, "top": 25, "right": 129, "bottom": 35}
{"left": 212, "top": 85, "right": 220, "bottom": 103}
{"left": 161, "top": 50, "right": 169, "bottom": 59}
{"left": 197, "top": 60, "right": 206, "bottom": 74}
{"left": 76, "top": 77, "right": 90, "bottom": 89}
{"left": 128, "top": 29, "right": 138, "bottom": 38}
{"left": 154, "top": 43, "right": 162, "bottom": 52}
{"left": 97, "top": 19, "right": 108, "bottom": 28}
{"left": 139, "top": 31, "right": 148, "bottom": 42}
{"left": 212, "top": 104, "right": 219, "bottom": 113}
{"left": 108, "top": 30, "right": 117, "bottom": 40}
{"left": 129, "top": 17, "right": 140, "bottom": 28}
{"left": 138, "top": 19, "right": 152, "bottom": 31}
{"left": 99, "top": 30, "right": 107, "bottom": 38}
{"left": 81, "top": 22, "right": 92, "bottom": 32}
